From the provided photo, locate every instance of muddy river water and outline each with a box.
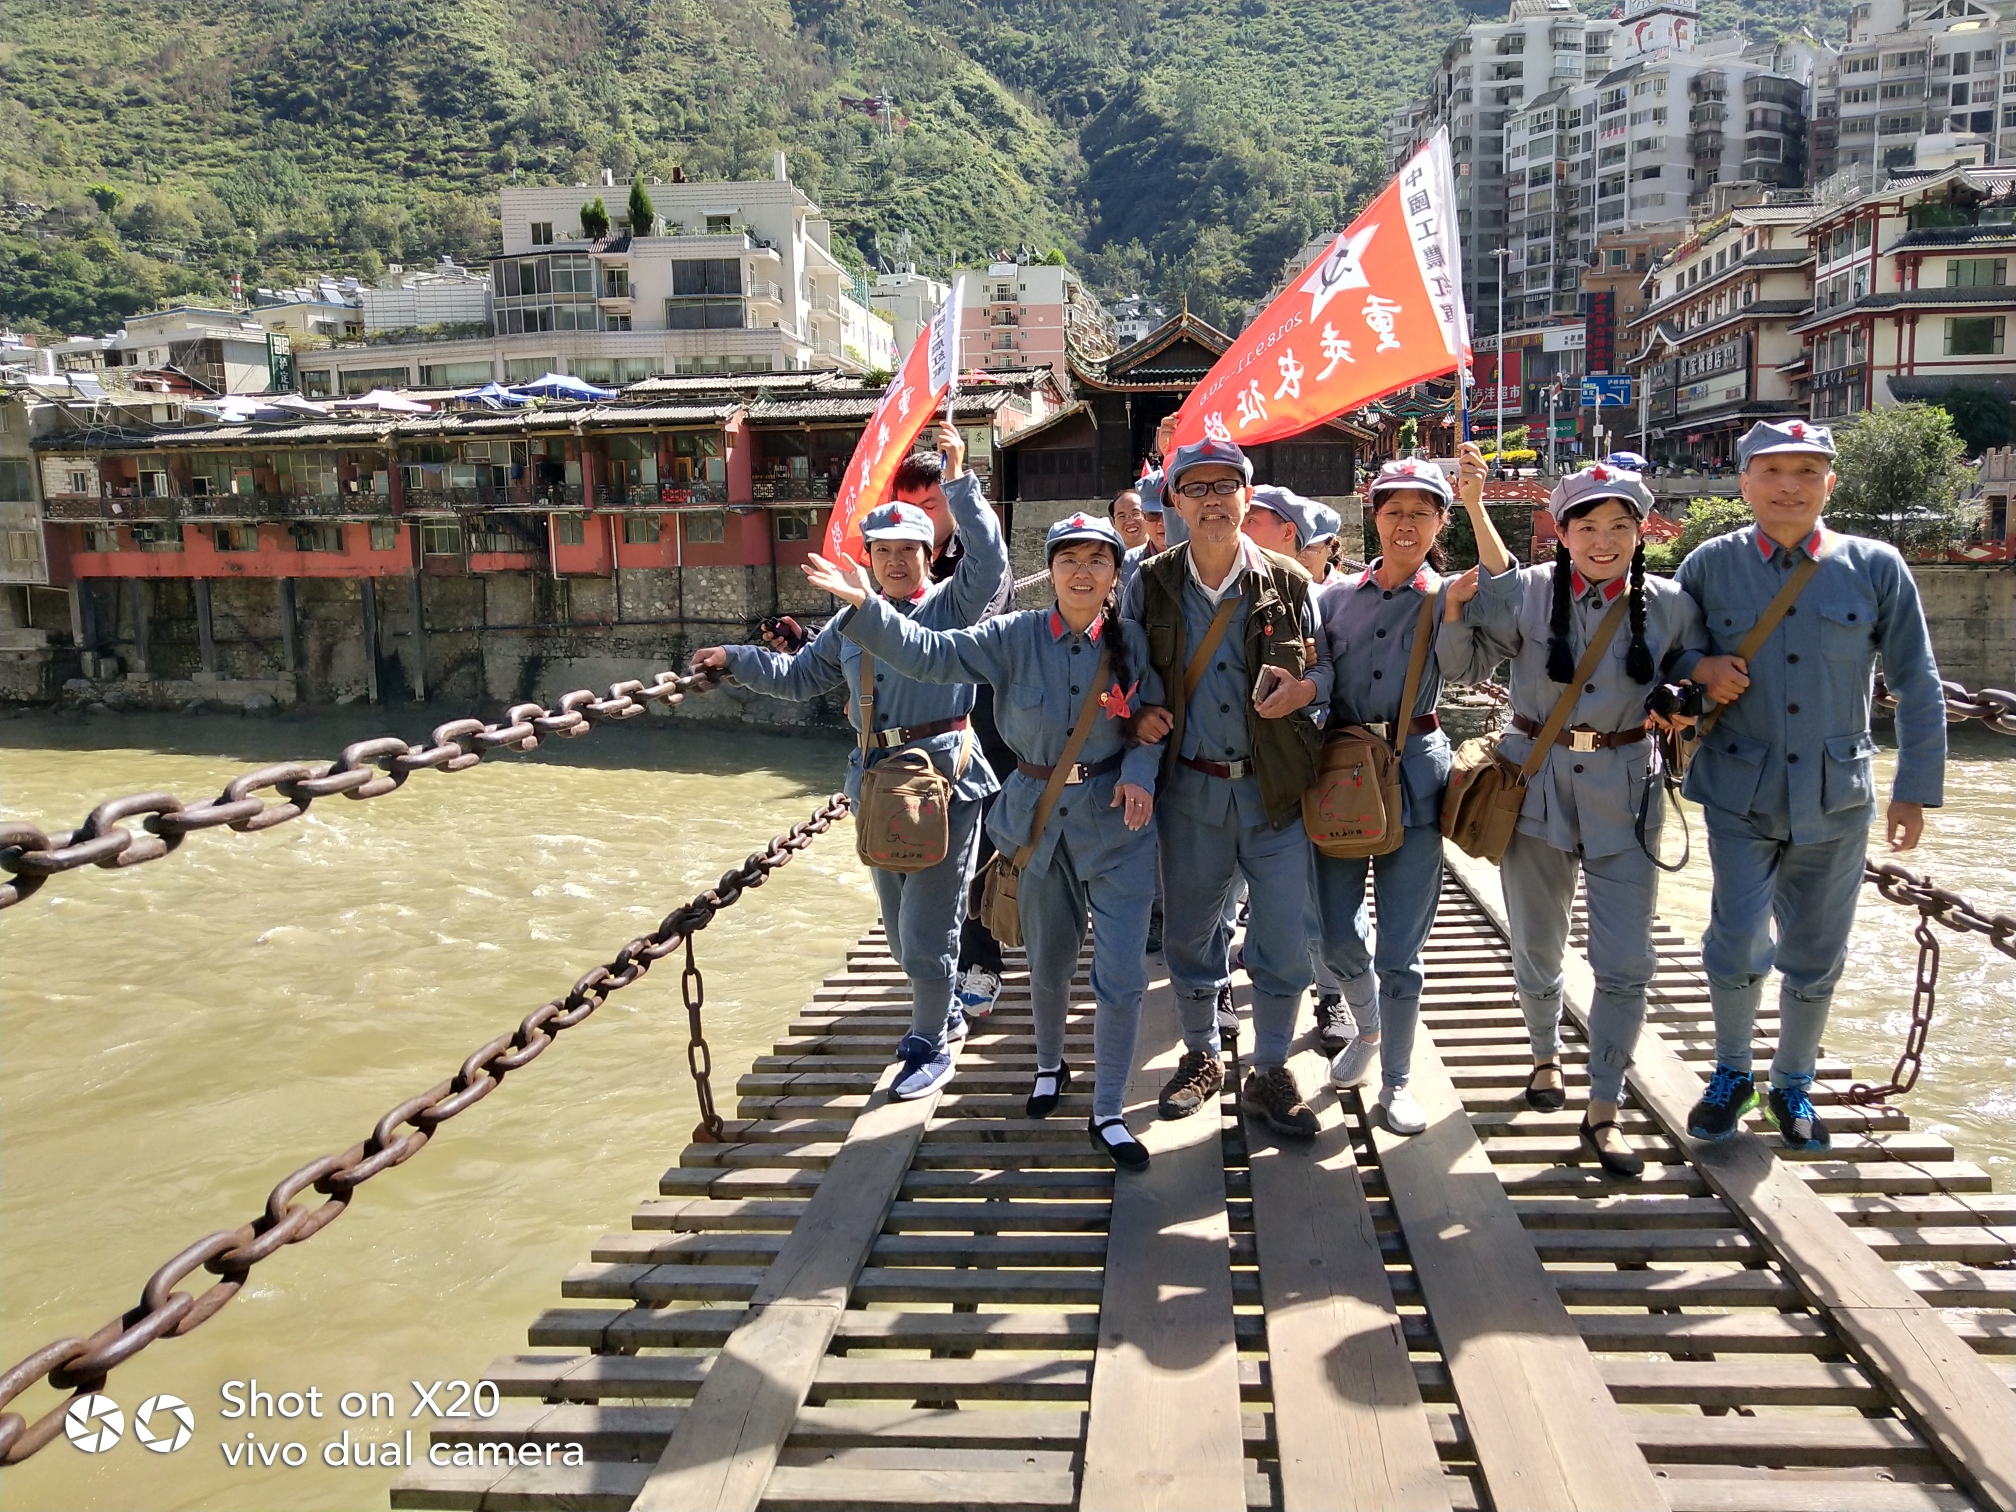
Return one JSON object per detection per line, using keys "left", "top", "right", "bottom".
{"left": 1, "top": 709, "right": 2009, "bottom": 1511}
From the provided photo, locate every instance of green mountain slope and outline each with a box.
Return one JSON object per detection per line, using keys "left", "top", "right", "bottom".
{"left": 0, "top": 0, "right": 1846, "bottom": 339}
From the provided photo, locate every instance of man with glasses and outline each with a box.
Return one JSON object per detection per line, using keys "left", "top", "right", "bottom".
{"left": 1124, "top": 439, "right": 1331, "bottom": 1140}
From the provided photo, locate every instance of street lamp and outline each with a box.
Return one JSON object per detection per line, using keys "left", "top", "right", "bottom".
{"left": 1492, "top": 247, "right": 1513, "bottom": 466}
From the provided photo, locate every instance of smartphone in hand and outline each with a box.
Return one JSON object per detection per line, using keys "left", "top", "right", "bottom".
{"left": 1252, "top": 664, "right": 1290, "bottom": 706}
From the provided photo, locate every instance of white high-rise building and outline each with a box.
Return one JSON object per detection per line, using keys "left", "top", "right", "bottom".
{"left": 1809, "top": 0, "right": 2015, "bottom": 185}
{"left": 1386, "top": 0, "right": 1819, "bottom": 337}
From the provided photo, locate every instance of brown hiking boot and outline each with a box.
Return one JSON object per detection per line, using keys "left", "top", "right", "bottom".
{"left": 1158, "top": 1048, "right": 1224, "bottom": 1119}
{"left": 1241, "top": 1066, "right": 1319, "bottom": 1140}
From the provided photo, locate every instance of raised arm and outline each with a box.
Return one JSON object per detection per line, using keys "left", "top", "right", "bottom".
{"left": 707, "top": 616, "right": 845, "bottom": 702}
{"left": 937, "top": 461, "right": 1010, "bottom": 627}
{"left": 1455, "top": 440, "right": 1512, "bottom": 575}
{"left": 1435, "top": 559, "right": 1524, "bottom": 683}
{"left": 841, "top": 591, "right": 1019, "bottom": 691}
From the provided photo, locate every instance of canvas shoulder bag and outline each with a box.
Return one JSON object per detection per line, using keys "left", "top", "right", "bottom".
{"left": 1304, "top": 592, "right": 1436, "bottom": 858}
{"left": 1441, "top": 593, "right": 1627, "bottom": 865}
{"left": 1694, "top": 545, "right": 1824, "bottom": 741}
{"left": 851, "top": 648, "right": 971, "bottom": 873}
{"left": 978, "top": 645, "right": 1111, "bottom": 949}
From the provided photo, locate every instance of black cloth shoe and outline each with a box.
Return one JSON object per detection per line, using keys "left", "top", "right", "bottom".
{"left": 1145, "top": 906, "right": 1163, "bottom": 954}
{"left": 1158, "top": 1048, "right": 1224, "bottom": 1120}
{"left": 1215, "top": 983, "right": 1239, "bottom": 1045}
{"left": 1088, "top": 1115, "right": 1150, "bottom": 1171}
{"left": 1241, "top": 1066, "right": 1319, "bottom": 1141}
{"left": 1314, "top": 994, "right": 1352, "bottom": 1055}
{"left": 1026, "top": 1060, "right": 1071, "bottom": 1119}
{"left": 1525, "top": 1061, "right": 1567, "bottom": 1113}
{"left": 1579, "top": 1116, "right": 1645, "bottom": 1178}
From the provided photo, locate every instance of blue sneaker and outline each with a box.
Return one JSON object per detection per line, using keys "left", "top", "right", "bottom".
{"left": 944, "top": 1004, "right": 969, "bottom": 1044}
{"left": 956, "top": 967, "right": 1002, "bottom": 1018}
{"left": 1687, "top": 1063, "right": 1757, "bottom": 1141}
{"left": 892, "top": 1033, "right": 954, "bottom": 1100}
{"left": 1765, "top": 1079, "right": 1833, "bottom": 1153}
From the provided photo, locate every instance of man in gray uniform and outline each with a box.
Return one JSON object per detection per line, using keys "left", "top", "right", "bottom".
{"left": 1675, "top": 418, "right": 1946, "bottom": 1152}
{"left": 1123, "top": 438, "right": 1332, "bottom": 1139}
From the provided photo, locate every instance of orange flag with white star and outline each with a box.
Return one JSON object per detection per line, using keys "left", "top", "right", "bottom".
{"left": 1168, "top": 130, "right": 1470, "bottom": 451}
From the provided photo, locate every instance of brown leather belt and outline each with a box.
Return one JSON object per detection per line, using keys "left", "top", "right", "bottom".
{"left": 1338, "top": 712, "right": 1440, "bottom": 741}
{"left": 1179, "top": 754, "right": 1255, "bottom": 780}
{"left": 1017, "top": 752, "right": 1122, "bottom": 785}
{"left": 1511, "top": 712, "right": 1645, "bottom": 752}
{"left": 865, "top": 715, "right": 968, "bottom": 750}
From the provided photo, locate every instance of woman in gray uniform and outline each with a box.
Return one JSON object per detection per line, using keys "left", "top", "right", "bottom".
{"left": 804, "top": 514, "right": 1168, "bottom": 1172}
{"left": 1313, "top": 448, "right": 1486, "bottom": 1135}
{"left": 1441, "top": 463, "right": 1707, "bottom": 1177}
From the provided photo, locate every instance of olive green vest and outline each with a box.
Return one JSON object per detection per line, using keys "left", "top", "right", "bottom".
{"left": 1137, "top": 542, "right": 1323, "bottom": 830}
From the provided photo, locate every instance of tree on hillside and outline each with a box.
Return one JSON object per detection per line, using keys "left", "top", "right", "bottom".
{"left": 627, "top": 179, "right": 656, "bottom": 237}
{"left": 580, "top": 197, "right": 610, "bottom": 240}
{"left": 1934, "top": 386, "right": 2016, "bottom": 456}
{"left": 1828, "top": 403, "right": 1974, "bottom": 555}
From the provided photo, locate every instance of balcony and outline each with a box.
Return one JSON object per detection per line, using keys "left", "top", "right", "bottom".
{"left": 746, "top": 279, "right": 786, "bottom": 308}
{"left": 751, "top": 476, "right": 834, "bottom": 503}
{"left": 402, "top": 483, "right": 583, "bottom": 513}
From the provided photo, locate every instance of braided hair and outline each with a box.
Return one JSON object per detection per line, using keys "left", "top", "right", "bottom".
{"left": 1093, "top": 546, "right": 1141, "bottom": 740}
{"left": 1546, "top": 502, "right": 1654, "bottom": 685}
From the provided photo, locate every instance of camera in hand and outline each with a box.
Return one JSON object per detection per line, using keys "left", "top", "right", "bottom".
{"left": 760, "top": 615, "right": 809, "bottom": 653}
{"left": 1646, "top": 681, "right": 1708, "bottom": 721}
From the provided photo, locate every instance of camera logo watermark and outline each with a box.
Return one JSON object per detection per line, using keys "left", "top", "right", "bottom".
{"left": 63, "top": 1394, "right": 125, "bottom": 1453}
{"left": 134, "top": 1395, "right": 196, "bottom": 1454}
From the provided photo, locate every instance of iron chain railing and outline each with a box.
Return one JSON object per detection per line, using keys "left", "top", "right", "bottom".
{"left": 0, "top": 793, "right": 849, "bottom": 1466}
{"left": 1845, "top": 859, "right": 2016, "bottom": 1106}
{"left": 1875, "top": 674, "right": 2016, "bottom": 736}
{"left": 0, "top": 669, "right": 722, "bottom": 911}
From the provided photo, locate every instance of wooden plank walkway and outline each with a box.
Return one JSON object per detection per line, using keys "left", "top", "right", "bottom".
{"left": 392, "top": 844, "right": 2016, "bottom": 1512}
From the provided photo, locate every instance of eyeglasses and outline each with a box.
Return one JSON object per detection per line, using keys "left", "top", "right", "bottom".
{"left": 1174, "top": 479, "right": 1244, "bottom": 499}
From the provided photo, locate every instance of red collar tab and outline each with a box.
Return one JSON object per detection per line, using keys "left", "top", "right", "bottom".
{"left": 1755, "top": 525, "right": 1825, "bottom": 561}
{"left": 1358, "top": 557, "right": 1433, "bottom": 593}
{"left": 1048, "top": 609, "right": 1106, "bottom": 642}
{"left": 1571, "top": 570, "right": 1628, "bottom": 603}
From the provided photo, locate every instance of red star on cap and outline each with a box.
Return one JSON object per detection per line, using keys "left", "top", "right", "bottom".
{"left": 1788, "top": 422, "right": 1806, "bottom": 438}
{"left": 1590, "top": 464, "right": 1610, "bottom": 481}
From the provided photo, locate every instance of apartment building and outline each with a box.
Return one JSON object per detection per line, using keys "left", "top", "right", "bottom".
{"left": 1810, "top": 0, "right": 2014, "bottom": 182}
{"left": 1386, "top": 0, "right": 1626, "bottom": 336}
{"left": 293, "top": 158, "right": 893, "bottom": 398}
{"left": 97, "top": 307, "right": 294, "bottom": 395}
{"left": 1390, "top": 0, "right": 1822, "bottom": 341}
{"left": 1793, "top": 161, "right": 2015, "bottom": 417}
{"left": 958, "top": 260, "right": 1114, "bottom": 384}
{"left": 871, "top": 266, "right": 951, "bottom": 357}
{"left": 1623, "top": 201, "right": 1818, "bottom": 465}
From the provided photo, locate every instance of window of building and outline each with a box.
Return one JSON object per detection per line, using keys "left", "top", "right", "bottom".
{"left": 1856, "top": 217, "right": 1873, "bottom": 250}
{"left": 1880, "top": 113, "right": 1919, "bottom": 134}
{"left": 1946, "top": 315, "right": 2006, "bottom": 355}
{"left": 83, "top": 525, "right": 120, "bottom": 553}
{"left": 299, "top": 369, "right": 333, "bottom": 398}
{"left": 666, "top": 257, "right": 745, "bottom": 329}
{"left": 1950, "top": 258, "right": 2008, "bottom": 287}
{"left": 603, "top": 266, "right": 629, "bottom": 298}
{"left": 419, "top": 520, "right": 462, "bottom": 556}
{"left": 496, "top": 254, "right": 597, "bottom": 333}
{"left": 684, "top": 510, "right": 726, "bottom": 544}
{"left": 1843, "top": 86, "right": 1875, "bottom": 103}
{"left": 623, "top": 513, "right": 661, "bottom": 544}
{"left": 603, "top": 313, "right": 632, "bottom": 332}
{"left": 340, "top": 366, "right": 411, "bottom": 395}
{"left": 211, "top": 523, "right": 258, "bottom": 551}
{"left": 530, "top": 222, "right": 554, "bottom": 245}
{"left": 294, "top": 522, "right": 343, "bottom": 552}
{"left": 133, "top": 523, "right": 183, "bottom": 552}
{"left": 553, "top": 514, "right": 586, "bottom": 546}
{"left": 369, "top": 522, "right": 399, "bottom": 551}
{"left": 1844, "top": 55, "right": 1879, "bottom": 74}
{"left": 705, "top": 214, "right": 733, "bottom": 233}
{"left": 0, "top": 458, "right": 30, "bottom": 500}
{"left": 504, "top": 356, "right": 557, "bottom": 382}
{"left": 1880, "top": 82, "right": 1914, "bottom": 99}
{"left": 774, "top": 510, "right": 813, "bottom": 542}
{"left": 417, "top": 361, "right": 494, "bottom": 387}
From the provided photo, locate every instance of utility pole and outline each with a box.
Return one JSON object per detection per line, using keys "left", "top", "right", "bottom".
{"left": 1547, "top": 381, "right": 1559, "bottom": 475}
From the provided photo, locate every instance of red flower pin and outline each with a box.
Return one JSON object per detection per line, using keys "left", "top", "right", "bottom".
{"left": 1100, "top": 679, "right": 1140, "bottom": 719}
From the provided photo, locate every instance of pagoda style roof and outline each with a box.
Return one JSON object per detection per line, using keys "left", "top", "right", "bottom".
{"left": 1070, "top": 310, "right": 1232, "bottom": 392}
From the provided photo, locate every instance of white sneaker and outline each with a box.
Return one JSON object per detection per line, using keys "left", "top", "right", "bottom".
{"left": 1377, "top": 1084, "right": 1427, "bottom": 1136}
{"left": 1329, "top": 1035, "right": 1380, "bottom": 1088}
{"left": 956, "top": 967, "right": 1002, "bottom": 1018}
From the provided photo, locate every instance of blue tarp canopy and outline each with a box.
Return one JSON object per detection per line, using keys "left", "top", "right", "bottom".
{"left": 508, "top": 372, "right": 617, "bottom": 401}
{"left": 458, "top": 381, "right": 534, "bottom": 409}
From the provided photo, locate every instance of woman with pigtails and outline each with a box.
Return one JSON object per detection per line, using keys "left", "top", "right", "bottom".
{"left": 804, "top": 513, "right": 1169, "bottom": 1173}
{"left": 1440, "top": 463, "right": 1707, "bottom": 1179}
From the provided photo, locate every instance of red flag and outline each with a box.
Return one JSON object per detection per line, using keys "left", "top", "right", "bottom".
{"left": 823, "top": 279, "right": 965, "bottom": 563}
{"left": 1169, "top": 130, "right": 1470, "bottom": 452}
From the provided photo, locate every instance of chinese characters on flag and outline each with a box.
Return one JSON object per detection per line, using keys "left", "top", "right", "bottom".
{"left": 1168, "top": 130, "right": 1470, "bottom": 452}
{"left": 823, "top": 278, "right": 966, "bottom": 563}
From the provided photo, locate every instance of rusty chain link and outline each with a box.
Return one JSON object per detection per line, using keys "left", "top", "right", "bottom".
{"left": 1845, "top": 859, "right": 2016, "bottom": 1106}
{"left": 1875, "top": 674, "right": 2016, "bottom": 736}
{"left": 0, "top": 668, "right": 723, "bottom": 911}
{"left": 0, "top": 793, "right": 848, "bottom": 1466}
